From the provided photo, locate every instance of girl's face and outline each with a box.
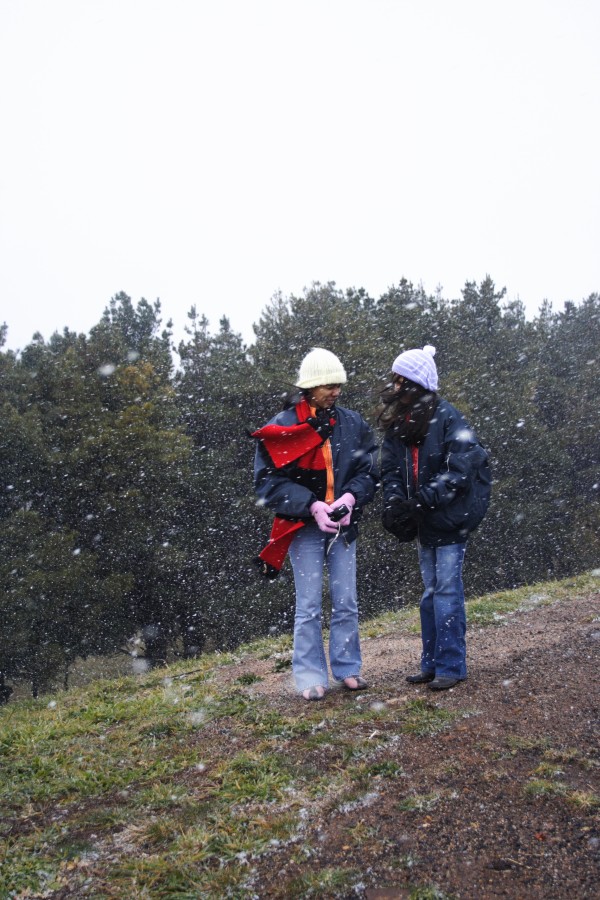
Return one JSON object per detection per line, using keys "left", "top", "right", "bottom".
{"left": 392, "top": 373, "right": 421, "bottom": 404}
{"left": 308, "top": 384, "right": 342, "bottom": 410}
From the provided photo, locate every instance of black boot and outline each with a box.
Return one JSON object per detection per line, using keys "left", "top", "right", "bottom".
{"left": 406, "top": 672, "right": 435, "bottom": 684}
{"left": 428, "top": 676, "right": 461, "bottom": 691}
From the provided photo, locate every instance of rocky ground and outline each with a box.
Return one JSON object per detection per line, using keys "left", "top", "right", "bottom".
{"left": 227, "top": 592, "right": 600, "bottom": 898}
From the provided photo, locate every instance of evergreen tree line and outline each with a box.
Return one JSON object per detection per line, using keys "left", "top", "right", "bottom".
{"left": 1, "top": 279, "right": 598, "bottom": 698}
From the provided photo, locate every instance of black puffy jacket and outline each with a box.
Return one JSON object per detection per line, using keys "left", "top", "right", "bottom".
{"left": 381, "top": 398, "right": 491, "bottom": 547}
{"left": 254, "top": 404, "right": 379, "bottom": 544}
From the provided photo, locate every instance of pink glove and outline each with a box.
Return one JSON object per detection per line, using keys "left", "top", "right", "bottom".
{"left": 329, "top": 492, "right": 355, "bottom": 527}
{"left": 310, "top": 500, "right": 339, "bottom": 533}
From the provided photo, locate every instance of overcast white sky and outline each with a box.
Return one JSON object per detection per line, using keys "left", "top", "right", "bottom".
{"left": 1, "top": 0, "right": 599, "bottom": 353}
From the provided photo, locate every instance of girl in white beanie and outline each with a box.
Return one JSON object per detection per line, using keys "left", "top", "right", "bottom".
{"left": 379, "top": 346, "right": 491, "bottom": 691}
{"left": 252, "top": 348, "right": 379, "bottom": 701}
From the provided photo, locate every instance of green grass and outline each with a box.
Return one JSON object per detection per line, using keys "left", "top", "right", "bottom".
{"left": 235, "top": 671, "right": 263, "bottom": 685}
{"left": 363, "top": 604, "right": 421, "bottom": 637}
{"left": 1, "top": 570, "right": 598, "bottom": 898}
{"left": 401, "top": 699, "right": 458, "bottom": 736}
{"left": 466, "top": 572, "right": 597, "bottom": 627}
{"left": 520, "top": 744, "right": 600, "bottom": 810}
{"left": 398, "top": 792, "right": 443, "bottom": 812}
{"left": 524, "top": 776, "right": 599, "bottom": 809}
{"left": 506, "top": 734, "right": 552, "bottom": 754}
{"left": 409, "top": 887, "right": 455, "bottom": 900}
{"left": 286, "top": 866, "right": 362, "bottom": 897}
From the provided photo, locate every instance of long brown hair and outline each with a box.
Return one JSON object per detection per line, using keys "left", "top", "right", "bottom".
{"left": 377, "top": 377, "right": 438, "bottom": 445}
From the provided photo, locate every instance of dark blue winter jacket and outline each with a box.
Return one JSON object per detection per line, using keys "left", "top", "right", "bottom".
{"left": 254, "top": 404, "right": 379, "bottom": 544}
{"left": 381, "top": 398, "right": 491, "bottom": 547}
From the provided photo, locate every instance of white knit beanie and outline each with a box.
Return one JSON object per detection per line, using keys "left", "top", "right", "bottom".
{"left": 295, "top": 348, "right": 347, "bottom": 389}
{"left": 392, "top": 344, "right": 438, "bottom": 391}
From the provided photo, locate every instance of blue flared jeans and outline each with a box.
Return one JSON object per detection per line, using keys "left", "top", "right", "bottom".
{"left": 288, "top": 523, "right": 362, "bottom": 691}
{"left": 417, "top": 542, "right": 467, "bottom": 680}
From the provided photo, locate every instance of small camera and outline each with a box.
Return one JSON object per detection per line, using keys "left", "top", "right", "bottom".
{"left": 328, "top": 504, "right": 349, "bottom": 522}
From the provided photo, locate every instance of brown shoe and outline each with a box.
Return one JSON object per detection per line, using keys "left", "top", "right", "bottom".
{"left": 302, "top": 686, "right": 326, "bottom": 701}
{"left": 342, "top": 676, "right": 369, "bottom": 691}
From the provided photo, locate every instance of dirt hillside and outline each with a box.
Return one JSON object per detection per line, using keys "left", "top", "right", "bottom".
{"left": 221, "top": 591, "right": 600, "bottom": 898}
{"left": 4, "top": 586, "right": 599, "bottom": 899}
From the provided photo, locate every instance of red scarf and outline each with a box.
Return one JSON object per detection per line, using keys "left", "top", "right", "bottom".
{"left": 252, "top": 399, "right": 334, "bottom": 578}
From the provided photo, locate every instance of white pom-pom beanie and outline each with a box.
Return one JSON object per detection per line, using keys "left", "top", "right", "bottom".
{"left": 392, "top": 344, "right": 438, "bottom": 391}
{"left": 295, "top": 348, "right": 347, "bottom": 390}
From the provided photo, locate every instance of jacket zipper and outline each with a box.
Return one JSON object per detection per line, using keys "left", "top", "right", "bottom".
{"left": 408, "top": 445, "right": 420, "bottom": 540}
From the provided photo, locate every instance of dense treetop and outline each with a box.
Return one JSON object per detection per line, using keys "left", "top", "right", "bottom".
{"left": 1, "top": 279, "right": 598, "bottom": 697}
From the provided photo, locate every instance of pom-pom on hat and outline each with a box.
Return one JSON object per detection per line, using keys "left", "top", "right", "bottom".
{"left": 295, "top": 348, "right": 347, "bottom": 390}
{"left": 392, "top": 344, "right": 438, "bottom": 391}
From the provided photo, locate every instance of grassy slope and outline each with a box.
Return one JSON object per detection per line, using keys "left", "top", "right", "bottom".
{"left": 1, "top": 572, "right": 598, "bottom": 899}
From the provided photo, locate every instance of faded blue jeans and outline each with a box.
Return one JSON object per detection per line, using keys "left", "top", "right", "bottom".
{"left": 288, "top": 523, "right": 362, "bottom": 691}
{"left": 417, "top": 542, "right": 467, "bottom": 680}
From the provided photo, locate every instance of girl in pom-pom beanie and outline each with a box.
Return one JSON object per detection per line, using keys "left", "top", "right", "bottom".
{"left": 379, "top": 345, "right": 491, "bottom": 691}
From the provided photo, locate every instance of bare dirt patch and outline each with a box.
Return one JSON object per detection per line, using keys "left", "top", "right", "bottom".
{"left": 231, "top": 594, "right": 600, "bottom": 898}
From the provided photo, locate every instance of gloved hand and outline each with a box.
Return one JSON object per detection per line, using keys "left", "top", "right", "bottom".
{"left": 310, "top": 500, "right": 339, "bottom": 533}
{"left": 306, "top": 408, "right": 335, "bottom": 442}
{"left": 382, "top": 496, "right": 423, "bottom": 532}
{"left": 395, "top": 497, "right": 424, "bottom": 520}
{"left": 329, "top": 492, "right": 355, "bottom": 527}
